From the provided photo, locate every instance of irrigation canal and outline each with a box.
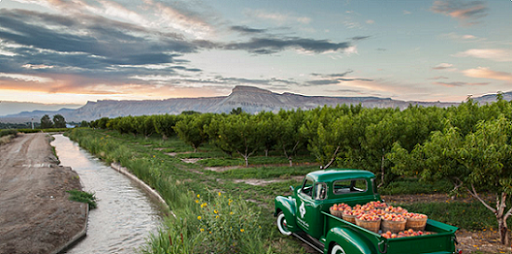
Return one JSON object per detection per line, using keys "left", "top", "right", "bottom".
{"left": 52, "top": 134, "right": 162, "bottom": 254}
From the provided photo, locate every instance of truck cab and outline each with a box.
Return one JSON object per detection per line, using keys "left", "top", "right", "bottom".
{"left": 274, "top": 169, "right": 460, "bottom": 254}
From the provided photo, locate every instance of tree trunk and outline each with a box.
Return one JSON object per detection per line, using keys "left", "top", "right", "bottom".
{"left": 288, "top": 157, "right": 293, "bottom": 167}
{"left": 498, "top": 218, "right": 509, "bottom": 245}
{"left": 468, "top": 187, "right": 512, "bottom": 245}
{"left": 265, "top": 149, "right": 268, "bottom": 157}
{"left": 378, "top": 152, "right": 385, "bottom": 188}
{"left": 244, "top": 156, "right": 249, "bottom": 167}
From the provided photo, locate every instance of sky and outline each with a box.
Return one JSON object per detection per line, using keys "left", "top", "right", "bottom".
{"left": 0, "top": 0, "right": 511, "bottom": 107}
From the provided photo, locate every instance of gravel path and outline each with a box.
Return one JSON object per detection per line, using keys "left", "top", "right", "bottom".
{"left": 0, "top": 133, "right": 87, "bottom": 254}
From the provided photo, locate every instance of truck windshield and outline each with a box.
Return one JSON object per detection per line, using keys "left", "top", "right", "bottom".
{"left": 301, "top": 177, "right": 314, "bottom": 197}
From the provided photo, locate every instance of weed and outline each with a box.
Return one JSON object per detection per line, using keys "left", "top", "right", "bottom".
{"left": 66, "top": 189, "right": 97, "bottom": 209}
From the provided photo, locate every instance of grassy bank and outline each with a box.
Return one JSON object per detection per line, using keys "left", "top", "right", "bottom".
{"left": 67, "top": 128, "right": 508, "bottom": 254}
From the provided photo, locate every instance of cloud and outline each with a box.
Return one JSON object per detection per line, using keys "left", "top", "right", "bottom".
{"left": 433, "top": 81, "right": 489, "bottom": 87}
{"left": 351, "top": 36, "right": 371, "bottom": 41}
{"left": 366, "top": 20, "right": 375, "bottom": 24}
{"left": 432, "top": 63, "right": 454, "bottom": 70}
{"left": 430, "top": 76, "right": 449, "bottom": 80}
{"left": 230, "top": 26, "right": 267, "bottom": 34}
{"left": 431, "top": 0, "right": 487, "bottom": 25}
{"left": 244, "top": 9, "right": 311, "bottom": 24}
{"left": 223, "top": 37, "right": 352, "bottom": 54}
{"left": 403, "top": 10, "right": 412, "bottom": 15}
{"left": 311, "top": 70, "right": 353, "bottom": 78}
{"left": 441, "top": 32, "right": 481, "bottom": 41}
{"left": 462, "top": 67, "right": 512, "bottom": 81}
{"left": 147, "top": 0, "right": 216, "bottom": 39}
{"left": 304, "top": 71, "right": 373, "bottom": 86}
{"left": 455, "top": 49, "right": 512, "bottom": 62}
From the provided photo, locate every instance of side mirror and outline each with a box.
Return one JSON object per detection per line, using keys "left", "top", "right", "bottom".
{"left": 289, "top": 186, "right": 295, "bottom": 192}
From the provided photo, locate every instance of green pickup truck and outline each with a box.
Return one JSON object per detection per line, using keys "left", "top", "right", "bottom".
{"left": 274, "top": 169, "right": 461, "bottom": 254}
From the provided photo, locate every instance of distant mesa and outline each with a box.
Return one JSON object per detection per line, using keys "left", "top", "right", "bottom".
{"left": 1, "top": 85, "right": 511, "bottom": 123}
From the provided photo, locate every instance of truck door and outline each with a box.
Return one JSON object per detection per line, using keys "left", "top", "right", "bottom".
{"left": 296, "top": 177, "right": 326, "bottom": 239}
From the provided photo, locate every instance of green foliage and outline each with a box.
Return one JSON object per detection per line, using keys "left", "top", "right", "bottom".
{"left": 174, "top": 114, "right": 212, "bottom": 152}
{"left": 53, "top": 114, "right": 66, "bottom": 128}
{"left": 17, "top": 128, "right": 69, "bottom": 133}
{"left": 207, "top": 114, "right": 263, "bottom": 166}
{"left": 0, "top": 129, "right": 17, "bottom": 137}
{"left": 230, "top": 107, "right": 244, "bottom": 115}
{"left": 379, "top": 177, "right": 452, "bottom": 195}
{"left": 80, "top": 120, "right": 90, "bottom": 127}
{"left": 153, "top": 114, "right": 179, "bottom": 139}
{"left": 195, "top": 193, "right": 268, "bottom": 253}
{"left": 275, "top": 109, "right": 306, "bottom": 166}
{"left": 66, "top": 189, "right": 97, "bottom": 209}
{"left": 40, "top": 114, "right": 54, "bottom": 129}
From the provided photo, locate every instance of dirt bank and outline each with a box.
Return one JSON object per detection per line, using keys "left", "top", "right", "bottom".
{"left": 0, "top": 133, "right": 87, "bottom": 254}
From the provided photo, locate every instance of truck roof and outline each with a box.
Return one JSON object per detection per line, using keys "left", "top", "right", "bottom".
{"left": 306, "top": 169, "right": 375, "bottom": 182}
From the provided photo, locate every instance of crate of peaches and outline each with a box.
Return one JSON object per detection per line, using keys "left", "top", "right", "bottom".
{"left": 329, "top": 203, "right": 350, "bottom": 218}
{"left": 404, "top": 212, "right": 428, "bottom": 231}
{"left": 355, "top": 212, "right": 381, "bottom": 233}
{"left": 380, "top": 213, "right": 406, "bottom": 233}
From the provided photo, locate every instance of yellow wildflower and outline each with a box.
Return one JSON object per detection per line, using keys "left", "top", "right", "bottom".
{"left": 200, "top": 228, "right": 204, "bottom": 232}
{"left": 197, "top": 194, "right": 200, "bottom": 198}
{"left": 216, "top": 215, "right": 219, "bottom": 219}
{"left": 240, "top": 229, "right": 245, "bottom": 233}
{"left": 214, "top": 209, "right": 218, "bottom": 214}
{"left": 197, "top": 216, "right": 201, "bottom": 220}
{"left": 229, "top": 211, "right": 234, "bottom": 215}
{"left": 218, "top": 192, "right": 222, "bottom": 197}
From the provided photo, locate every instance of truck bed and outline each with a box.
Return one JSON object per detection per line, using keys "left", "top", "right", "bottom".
{"left": 322, "top": 211, "right": 458, "bottom": 254}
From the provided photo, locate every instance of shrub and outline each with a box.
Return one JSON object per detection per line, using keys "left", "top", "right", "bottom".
{"left": 66, "top": 189, "right": 97, "bottom": 209}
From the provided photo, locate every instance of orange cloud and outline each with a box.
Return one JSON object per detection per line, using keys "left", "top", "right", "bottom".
{"left": 455, "top": 49, "right": 512, "bottom": 62}
{"left": 433, "top": 81, "right": 488, "bottom": 87}
{"left": 462, "top": 67, "right": 512, "bottom": 81}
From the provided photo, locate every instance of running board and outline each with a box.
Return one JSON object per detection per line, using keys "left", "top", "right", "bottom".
{"left": 292, "top": 232, "right": 325, "bottom": 253}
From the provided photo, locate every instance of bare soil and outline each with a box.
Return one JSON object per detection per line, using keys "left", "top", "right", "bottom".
{"left": 0, "top": 133, "right": 87, "bottom": 254}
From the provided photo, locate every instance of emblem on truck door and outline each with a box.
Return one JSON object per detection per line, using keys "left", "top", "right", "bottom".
{"left": 299, "top": 202, "right": 306, "bottom": 218}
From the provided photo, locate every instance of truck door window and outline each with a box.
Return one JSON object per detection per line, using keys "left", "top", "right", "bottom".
{"left": 301, "top": 177, "right": 314, "bottom": 197}
{"left": 333, "top": 179, "right": 367, "bottom": 194}
{"left": 314, "top": 183, "right": 327, "bottom": 200}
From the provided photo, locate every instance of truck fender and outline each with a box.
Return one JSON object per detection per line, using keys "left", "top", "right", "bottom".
{"left": 274, "top": 196, "right": 298, "bottom": 232}
{"left": 324, "top": 227, "right": 374, "bottom": 254}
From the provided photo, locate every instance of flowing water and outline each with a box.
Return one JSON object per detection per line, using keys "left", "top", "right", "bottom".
{"left": 51, "top": 134, "right": 162, "bottom": 254}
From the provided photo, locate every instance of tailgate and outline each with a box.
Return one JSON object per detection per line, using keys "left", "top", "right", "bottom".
{"left": 384, "top": 220, "right": 457, "bottom": 254}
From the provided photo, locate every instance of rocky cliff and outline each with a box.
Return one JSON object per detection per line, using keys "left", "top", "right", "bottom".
{"left": 2, "top": 86, "right": 510, "bottom": 123}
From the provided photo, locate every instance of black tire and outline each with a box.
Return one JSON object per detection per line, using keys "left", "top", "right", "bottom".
{"left": 276, "top": 211, "right": 292, "bottom": 236}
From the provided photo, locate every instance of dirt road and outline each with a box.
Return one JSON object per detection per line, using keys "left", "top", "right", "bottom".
{"left": 0, "top": 133, "right": 87, "bottom": 254}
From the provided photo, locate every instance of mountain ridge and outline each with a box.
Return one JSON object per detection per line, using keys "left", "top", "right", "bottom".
{"left": 1, "top": 86, "right": 511, "bottom": 123}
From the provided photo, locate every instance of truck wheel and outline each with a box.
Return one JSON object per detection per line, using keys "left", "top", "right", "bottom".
{"left": 330, "top": 244, "right": 346, "bottom": 254}
{"left": 276, "top": 212, "right": 292, "bottom": 236}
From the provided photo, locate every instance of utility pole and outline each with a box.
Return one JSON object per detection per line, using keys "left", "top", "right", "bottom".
{"left": 31, "top": 117, "right": 34, "bottom": 129}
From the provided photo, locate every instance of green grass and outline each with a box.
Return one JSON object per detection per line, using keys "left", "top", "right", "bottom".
{"left": 66, "top": 128, "right": 500, "bottom": 254}
{"left": 0, "top": 129, "right": 17, "bottom": 137}
{"left": 379, "top": 177, "right": 453, "bottom": 195}
{"left": 18, "top": 128, "right": 70, "bottom": 133}
{"left": 66, "top": 189, "right": 97, "bottom": 209}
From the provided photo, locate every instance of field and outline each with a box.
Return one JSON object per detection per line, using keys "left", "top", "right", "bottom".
{"left": 67, "top": 128, "right": 511, "bottom": 254}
